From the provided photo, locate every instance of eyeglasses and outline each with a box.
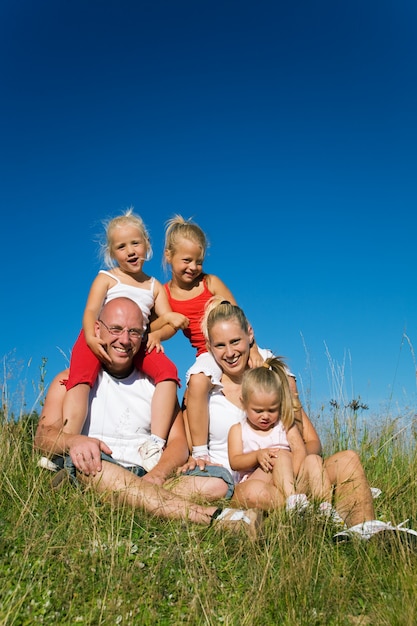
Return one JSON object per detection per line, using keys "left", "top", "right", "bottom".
{"left": 98, "top": 319, "right": 143, "bottom": 339}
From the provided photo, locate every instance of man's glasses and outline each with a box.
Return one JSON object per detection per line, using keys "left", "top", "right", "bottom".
{"left": 98, "top": 319, "right": 143, "bottom": 339}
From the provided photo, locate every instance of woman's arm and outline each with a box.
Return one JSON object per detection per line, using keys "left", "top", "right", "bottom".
{"left": 300, "top": 411, "right": 323, "bottom": 455}
{"left": 288, "top": 376, "right": 323, "bottom": 456}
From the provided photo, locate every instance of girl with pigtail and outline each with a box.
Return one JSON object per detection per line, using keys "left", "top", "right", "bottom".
{"left": 163, "top": 215, "right": 264, "bottom": 461}
{"left": 61, "top": 209, "right": 188, "bottom": 472}
{"left": 228, "top": 357, "right": 334, "bottom": 512}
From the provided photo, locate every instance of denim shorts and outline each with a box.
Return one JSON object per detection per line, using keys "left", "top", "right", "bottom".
{"left": 52, "top": 452, "right": 147, "bottom": 483}
{"left": 183, "top": 465, "right": 235, "bottom": 500}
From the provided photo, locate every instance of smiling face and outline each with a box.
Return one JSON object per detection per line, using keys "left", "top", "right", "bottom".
{"left": 243, "top": 388, "right": 280, "bottom": 431}
{"left": 96, "top": 298, "right": 144, "bottom": 377}
{"left": 208, "top": 318, "right": 254, "bottom": 380}
{"left": 110, "top": 224, "right": 149, "bottom": 275}
{"left": 165, "top": 237, "right": 204, "bottom": 287}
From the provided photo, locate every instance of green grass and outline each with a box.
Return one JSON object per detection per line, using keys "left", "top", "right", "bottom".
{"left": 2, "top": 396, "right": 417, "bottom": 624}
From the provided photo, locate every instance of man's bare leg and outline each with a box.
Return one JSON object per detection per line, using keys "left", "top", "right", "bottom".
{"left": 79, "top": 461, "right": 219, "bottom": 524}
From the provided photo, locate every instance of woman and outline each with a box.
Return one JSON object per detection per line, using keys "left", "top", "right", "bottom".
{"left": 177, "top": 298, "right": 417, "bottom": 543}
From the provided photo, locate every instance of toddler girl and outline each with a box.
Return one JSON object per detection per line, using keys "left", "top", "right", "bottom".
{"left": 228, "top": 357, "right": 337, "bottom": 515}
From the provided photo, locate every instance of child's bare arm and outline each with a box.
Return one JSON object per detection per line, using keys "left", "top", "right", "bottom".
{"left": 150, "top": 311, "right": 189, "bottom": 333}
{"left": 248, "top": 341, "right": 264, "bottom": 368}
{"left": 205, "top": 275, "right": 237, "bottom": 304}
{"left": 183, "top": 374, "right": 211, "bottom": 451}
{"left": 228, "top": 424, "right": 273, "bottom": 472}
{"left": 148, "top": 281, "right": 189, "bottom": 345}
{"left": 82, "top": 273, "right": 113, "bottom": 363}
{"left": 206, "top": 275, "right": 263, "bottom": 367}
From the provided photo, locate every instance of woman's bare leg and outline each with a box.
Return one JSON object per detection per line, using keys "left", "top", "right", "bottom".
{"left": 324, "top": 450, "right": 375, "bottom": 527}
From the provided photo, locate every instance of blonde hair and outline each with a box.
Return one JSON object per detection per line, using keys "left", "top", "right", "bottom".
{"left": 100, "top": 207, "right": 153, "bottom": 268}
{"left": 241, "top": 357, "right": 294, "bottom": 431}
{"left": 201, "top": 296, "right": 250, "bottom": 343}
{"left": 163, "top": 214, "right": 209, "bottom": 269}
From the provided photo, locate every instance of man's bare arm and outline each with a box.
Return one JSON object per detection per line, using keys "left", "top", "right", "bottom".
{"left": 34, "top": 369, "right": 111, "bottom": 475}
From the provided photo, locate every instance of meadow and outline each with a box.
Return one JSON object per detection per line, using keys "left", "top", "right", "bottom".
{"left": 1, "top": 367, "right": 417, "bottom": 625}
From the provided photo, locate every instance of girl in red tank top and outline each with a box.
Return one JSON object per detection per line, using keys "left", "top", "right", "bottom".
{"left": 163, "top": 215, "right": 263, "bottom": 460}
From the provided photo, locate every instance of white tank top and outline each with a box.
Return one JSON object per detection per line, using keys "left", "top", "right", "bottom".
{"left": 237, "top": 419, "right": 291, "bottom": 482}
{"left": 100, "top": 270, "right": 155, "bottom": 330}
{"left": 241, "top": 419, "right": 290, "bottom": 453}
{"left": 207, "top": 388, "right": 244, "bottom": 476}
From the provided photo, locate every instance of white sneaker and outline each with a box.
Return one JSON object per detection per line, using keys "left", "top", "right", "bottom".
{"left": 211, "top": 508, "right": 263, "bottom": 540}
{"left": 138, "top": 439, "right": 164, "bottom": 472}
{"left": 318, "top": 502, "right": 346, "bottom": 528}
{"left": 38, "top": 456, "right": 59, "bottom": 471}
{"left": 333, "top": 519, "right": 417, "bottom": 545}
{"left": 286, "top": 493, "right": 309, "bottom": 513}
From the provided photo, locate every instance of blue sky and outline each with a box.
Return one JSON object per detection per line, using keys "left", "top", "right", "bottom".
{"left": 1, "top": 0, "right": 416, "bottom": 425}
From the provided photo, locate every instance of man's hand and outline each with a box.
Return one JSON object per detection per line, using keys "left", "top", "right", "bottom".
{"left": 68, "top": 435, "right": 112, "bottom": 476}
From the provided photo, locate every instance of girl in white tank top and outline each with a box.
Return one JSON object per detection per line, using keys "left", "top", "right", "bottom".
{"left": 63, "top": 209, "right": 188, "bottom": 472}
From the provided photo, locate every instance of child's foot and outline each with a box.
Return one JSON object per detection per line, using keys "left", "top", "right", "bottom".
{"left": 318, "top": 501, "right": 346, "bottom": 528}
{"left": 139, "top": 439, "right": 164, "bottom": 472}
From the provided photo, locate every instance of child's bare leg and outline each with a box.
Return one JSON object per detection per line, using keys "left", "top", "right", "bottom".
{"left": 185, "top": 373, "right": 211, "bottom": 449}
{"left": 62, "top": 383, "right": 90, "bottom": 432}
{"left": 273, "top": 450, "right": 309, "bottom": 512}
{"left": 139, "top": 380, "right": 177, "bottom": 472}
{"left": 149, "top": 380, "right": 177, "bottom": 443}
{"left": 297, "top": 454, "right": 332, "bottom": 502}
{"left": 233, "top": 478, "right": 285, "bottom": 510}
{"left": 272, "top": 450, "right": 296, "bottom": 499}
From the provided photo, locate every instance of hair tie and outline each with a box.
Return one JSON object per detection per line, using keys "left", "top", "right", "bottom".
{"left": 262, "top": 362, "right": 272, "bottom": 371}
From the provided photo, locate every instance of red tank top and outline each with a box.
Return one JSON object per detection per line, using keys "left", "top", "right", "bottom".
{"left": 164, "top": 277, "right": 213, "bottom": 357}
